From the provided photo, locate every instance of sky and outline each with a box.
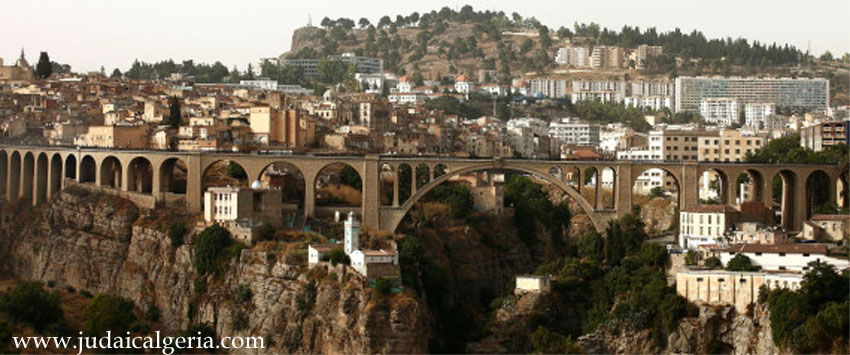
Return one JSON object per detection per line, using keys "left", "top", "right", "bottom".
{"left": 1, "top": 0, "right": 848, "bottom": 73}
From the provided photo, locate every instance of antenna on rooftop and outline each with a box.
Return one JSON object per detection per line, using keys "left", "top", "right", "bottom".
{"left": 308, "top": 14, "right": 312, "bottom": 27}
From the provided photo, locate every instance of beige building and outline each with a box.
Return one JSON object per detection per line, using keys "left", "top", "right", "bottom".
{"left": 74, "top": 125, "right": 150, "bottom": 149}
{"left": 802, "top": 214, "right": 850, "bottom": 243}
{"left": 634, "top": 44, "right": 663, "bottom": 69}
{"left": 698, "top": 129, "right": 766, "bottom": 162}
{"left": 203, "top": 185, "right": 283, "bottom": 227}
{"left": 591, "top": 46, "right": 624, "bottom": 69}
{"left": 250, "top": 106, "right": 306, "bottom": 147}
{"left": 731, "top": 222, "right": 791, "bottom": 245}
{"left": 676, "top": 270, "right": 802, "bottom": 311}
{"left": 0, "top": 52, "right": 36, "bottom": 81}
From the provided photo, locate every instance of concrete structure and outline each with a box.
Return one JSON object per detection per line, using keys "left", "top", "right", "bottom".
{"left": 675, "top": 76, "right": 829, "bottom": 114}
{"left": 308, "top": 244, "right": 338, "bottom": 265}
{"left": 718, "top": 244, "right": 850, "bottom": 272}
{"left": 0, "top": 51, "right": 35, "bottom": 81}
{"left": 699, "top": 98, "right": 738, "bottom": 126}
{"left": 515, "top": 275, "right": 552, "bottom": 294}
{"left": 529, "top": 78, "right": 568, "bottom": 98}
{"left": 548, "top": 118, "right": 600, "bottom": 147}
{"left": 591, "top": 46, "right": 624, "bottom": 69}
{"left": 800, "top": 120, "right": 849, "bottom": 152}
{"left": 679, "top": 205, "right": 740, "bottom": 249}
{"left": 203, "top": 185, "right": 283, "bottom": 226}
{"left": 731, "top": 222, "right": 791, "bottom": 245}
{"left": 554, "top": 46, "right": 591, "bottom": 67}
{"left": 0, "top": 145, "right": 843, "bottom": 234}
{"left": 634, "top": 45, "right": 663, "bottom": 69}
{"left": 744, "top": 103, "right": 775, "bottom": 128}
{"left": 698, "top": 129, "right": 766, "bottom": 163}
{"left": 676, "top": 270, "right": 802, "bottom": 310}
{"left": 282, "top": 52, "right": 382, "bottom": 80}
{"left": 802, "top": 214, "right": 850, "bottom": 243}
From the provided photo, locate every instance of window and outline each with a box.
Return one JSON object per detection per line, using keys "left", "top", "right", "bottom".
{"left": 779, "top": 266, "right": 786, "bottom": 270}
{"left": 718, "top": 278, "right": 725, "bottom": 282}
{"left": 696, "top": 278, "right": 704, "bottom": 282}
{"left": 755, "top": 252, "right": 761, "bottom": 256}
{"left": 779, "top": 253, "right": 786, "bottom": 257}
{"left": 739, "top": 279, "right": 747, "bottom": 283}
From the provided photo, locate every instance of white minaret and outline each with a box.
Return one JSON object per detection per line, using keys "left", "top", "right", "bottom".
{"left": 344, "top": 212, "right": 360, "bottom": 255}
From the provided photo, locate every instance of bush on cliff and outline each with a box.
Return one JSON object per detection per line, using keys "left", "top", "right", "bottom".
{"left": 194, "top": 224, "right": 234, "bottom": 275}
{"left": 0, "top": 281, "right": 64, "bottom": 333}
{"left": 169, "top": 221, "right": 185, "bottom": 248}
{"left": 84, "top": 294, "right": 137, "bottom": 336}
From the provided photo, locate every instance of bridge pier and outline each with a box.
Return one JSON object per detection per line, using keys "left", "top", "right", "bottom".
{"left": 392, "top": 168, "right": 399, "bottom": 207}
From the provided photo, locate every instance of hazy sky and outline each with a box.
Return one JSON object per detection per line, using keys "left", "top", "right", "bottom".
{"left": 1, "top": 0, "right": 848, "bottom": 72}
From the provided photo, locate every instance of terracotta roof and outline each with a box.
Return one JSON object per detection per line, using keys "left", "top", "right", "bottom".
{"left": 720, "top": 243, "right": 828, "bottom": 255}
{"left": 361, "top": 249, "right": 396, "bottom": 257}
{"left": 681, "top": 205, "right": 740, "bottom": 214}
{"left": 308, "top": 244, "right": 338, "bottom": 252}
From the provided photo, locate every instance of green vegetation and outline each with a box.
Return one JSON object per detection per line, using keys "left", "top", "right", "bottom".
{"left": 766, "top": 262, "right": 849, "bottom": 353}
{"left": 684, "top": 250, "right": 698, "bottom": 266}
{"left": 36, "top": 52, "right": 53, "bottom": 79}
{"left": 530, "top": 326, "right": 583, "bottom": 354}
{"left": 340, "top": 165, "right": 362, "bottom": 190}
{"left": 572, "top": 100, "right": 651, "bottom": 132}
{"left": 532, "top": 209, "right": 695, "bottom": 347}
{"left": 424, "top": 95, "right": 484, "bottom": 120}
{"left": 0, "top": 282, "right": 64, "bottom": 333}
{"left": 258, "top": 223, "right": 276, "bottom": 241}
{"left": 576, "top": 231, "right": 604, "bottom": 262}
{"left": 125, "top": 59, "right": 231, "bottom": 82}
{"left": 194, "top": 224, "right": 236, "bottom": 275}
{"left": 85, "top": 294, "right": 137, "bottom": 335}
{"left": 167, "top": 96, "right": 181, "bottom": 128}
{"left": 424, "top": 184, "right": 473, "bottom": 218}
{"left": 169, "top": 221, "right": 185, "bottom": 248}
{"left": 503, "top": 176, "right": 571, "bottom": 251}
{"left": 374, "top": 278, "right": 392, "bottom": 296}
{"left": 327, "top": 247, "right": 350, "bottom": 266}
{"left": 225, "top": 162, "right": 248, "bottom": 180}
{"left": 725, "top": 254, "right": 760, "bottom": 271}
{"left": 704, "top": 256, "right": 722, "bottom": 269}
{"left": 745, "top": 133, "right": 848, "bottom": 166}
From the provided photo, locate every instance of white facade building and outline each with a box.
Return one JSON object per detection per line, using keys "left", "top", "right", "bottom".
{"left": 547, "top": 118, "right": 600, "bottom": 146}
{"left": 554, "top": 46, "right": 591, "bottom": 67}
{"left": 679, "top": 205, "right": 739, "bottom": 249}
{"left": 700, "top": 98, "right": 739, "bottom": 126}
{"left": 624, "top": 96, "right": 673, "bottom": 110}
{"left": 718, "top": 244, "right": 850, "bottom": 272}
{"left": 744, "top": 103, "right": 776, "bottom": 128}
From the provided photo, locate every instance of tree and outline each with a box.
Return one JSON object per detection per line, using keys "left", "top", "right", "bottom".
{"left": 0, "top": 282, "right": 63, "bottom": 332}
{"left": 258, "top": 223, "right": 276, "bottom": 241}
{"left": 684, "top": 250, "right": 698, "bottom": 265}
{"left": 169, "top": 221, "right": 185, "bottom": 248}
{"left": 374, "top": 278, "right": 392, "bottom": 295}
{"left": 36, "top": 52, "right": 52, "bottom": 79}
{"left": 194, "top": 225, "right": 233, "bottom": 275}
{"left": 704, "top": 256, "right": 722, "bottom": 268}
{"left": 328, "top": 247, "right": 349, "bottom": 266}
{"left": 110, "top": 68, "right": 122, "bottom": 78}
{"left": 819, "top": 51, "right": 833, "bottom": 62}
{"left": 358, "top": 18, "right": 371, "bottom": 28}
{"left": 726, "top": 254, "right": 760, "bottom": 271}
{"left": 577, "top": 230, "right": 604, "bottom": 261}
{"left": 167, "top": 96, "right": 181, "bottom": 128}
{"left": 84, "top": 294, "right": 136, "bottom": 335}
{"left": 530, "top": 326, "right": 583, "bottom": 354}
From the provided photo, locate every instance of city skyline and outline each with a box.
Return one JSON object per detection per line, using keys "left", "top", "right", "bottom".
{"left": 1, "top": 0, "right": 848, "bottom": 73}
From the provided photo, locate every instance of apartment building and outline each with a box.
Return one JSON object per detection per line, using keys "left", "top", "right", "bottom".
{"left": 800, "top": 120, "right": 849, "bottom": 152}
{"left": 698, "top": 129, "right": 766, "bottom": 162}
{"left": 591, "top": 46, "right": 624, "bottom": 69}
{"left": 571, "top": 80, "right": 626, "bottom": 103}
{"left": 744, "top": 103, "right": 776, "bottom": 128}
{"left": 203, "top": 186, "right": 283, "bottom": 226}
{"left": 554, "top": 45, "right": 591, "bottom": 67}
{"left": 634, "top": 44, "right": 664, "bottom": 69}
{"left": 548, "top": 118, "right": 600, "bottom": 147}
{"left": 624, "top": 96, "right": 672, "bottom": 110}
{"left": 282, "top": 52, "right": 383, "bottom": 79}
{"left": 529, "top": 78, "right": 568, "bottom": 98}
{"left": 679, "top": 205, "right": 741, "bottom": 249}
{"left": 700, "top": 98, "right": 739, "bottom": 126}
{"left": 675, "top": 76, "right": 829, "bottom": 113}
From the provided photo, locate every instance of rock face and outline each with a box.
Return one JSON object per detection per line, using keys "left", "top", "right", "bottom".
{"left": 0, "top": 187, "right": 428, "bottom": 354}
{"left": 578, "top": 302, "right": 780, "bottom": 355}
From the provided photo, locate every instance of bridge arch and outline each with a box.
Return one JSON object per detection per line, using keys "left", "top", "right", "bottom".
{"left": 9, "top": 151, "right": 21, "bottom": 199}
{"left": 385, "top": 163, "right": 600, "bottom": 232}
{"left": 35, "top": 153, "right": 48, "bottom": 204}
{"left": 99, "top": 156, "right": 122, "bottom": 188}
{"left": 160, "top": 157, "right": 187, "bottom": 194}
{"left": 22, "top": 152, "right": 34, "bottom": 200}
{"left": 49, "top": 153, "right": 62, "bottom": 198}
{"left": 772, "top": 170, "right": 799, "bottom": 229}
{"left": 127, "top": 156, "right": 153, "bottom": 194}
{"left": 0, "top": 150, "right": 6, "bottom": 197}
{"left": 314, "top": 162, "right": 363, "bottom": 209}
{"left": 805, "top": 169, "right": 831, "bottom": 218}
{"left": 64, "top": 154, "right": 77, "bottom": 180}
{"left": 257, "top": 161, "right": 306, "bottom": 209}
{"left": 80, "top": 155, "right": 96, "bottom": 183}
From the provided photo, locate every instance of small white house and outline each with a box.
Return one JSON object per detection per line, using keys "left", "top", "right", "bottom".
{"left": 718, "top": 243, "right": 850, "bottom": 272}
{"left": 515, "top": 275, "right": 552, "bottom": 294}
{"left": 308, "top": 244, "right": 337, "bottom": 265}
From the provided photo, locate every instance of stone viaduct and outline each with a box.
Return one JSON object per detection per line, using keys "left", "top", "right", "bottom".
{"left": 0, "top": 144, "right": 845, "bottom": 233}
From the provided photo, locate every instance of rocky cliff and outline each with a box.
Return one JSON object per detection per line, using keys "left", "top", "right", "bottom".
{"left": 0, "top": 187, "right": 428, "bottom": 354}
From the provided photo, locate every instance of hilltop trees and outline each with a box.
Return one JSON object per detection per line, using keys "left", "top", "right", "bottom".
{"left": 36, "top": 52, "right": 52, "bottom": 79}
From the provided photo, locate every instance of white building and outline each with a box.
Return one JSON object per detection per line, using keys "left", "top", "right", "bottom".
{"left": 355, "top": 73, "right": 384, "bottom": 93}
{"left": 529, "top": 78, "right": 568, "bottom": 98}
{"left": 744, "top": 103, "right": 776, "bottom": 128}
{"left": 342, "top": 212, "right": 399, "bottom": 279}
{"left": 515, "top": 275, "right": 552, "bottom": 294}
{"left": 624, "top": 96, "right": 673, "bottom": 110}
{"left": 700, "top": 98, "right": 739, "bottom": 126}
{"left": 454, "top": 75, "right": 472, "bottom": 94}
{"left": 617, "top": 148, "right": 664, "bottom": 194}
{"left": 554, "top": 46, "right": 591, "bottom": 67}
{"left": 547, "top": 118, "right": 600, "bottom": 147}
{"left": 718, "top": 244, "right": 850, "bottom": 272}
{"left": 203, "top": 183, "right": 282, "bottom": 225}
{"left": 307, "top": 244, "right": 337, "bottom": 265}
{"left": 679, "top": 205, "right": 740, "bottom": 249}
{"left": 388, "top": 92, "right": 427, "bottom": 104}
{"left": 240, "top": 79, "right": 279, "bottom": 91}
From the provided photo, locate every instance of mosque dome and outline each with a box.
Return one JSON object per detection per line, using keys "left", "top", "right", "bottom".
{"left": 251, "top": 180, "right": 263, "bottom": 189}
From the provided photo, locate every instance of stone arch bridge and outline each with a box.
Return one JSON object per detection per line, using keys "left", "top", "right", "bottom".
{"left": 0, "top": 145, "right": 844, "bottom": 233}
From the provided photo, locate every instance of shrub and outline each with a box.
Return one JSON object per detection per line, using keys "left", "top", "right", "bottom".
{"left": 80, "top": 290, "right": 93, "bottom": 298}
{"left": 258, "top": 223, "right": 276, "bottom": 241}
{"left": 684, "top": 250, "right": 698, "bottom": 266}
{"left": 725, "top": 254, "right": 760, "bottom": 271}
{"left": 46, "top": 280, "right": 56, "bottom": 288}
{"left": 194, "top": 224, "right": 233, "bottom": 275}
{"left": 374, "top": 278, "right": 392, "bottom": 296}
{"left": 0, "top": 282, "right": 64, "bottom": 332}
{"left": 145, "top": 303, "right": 160, "bottom": 322}
{"left": 84, "top": 294, "right": 136, "bottom": 336}
{"left": 328, "top": 247, "right": 349, "bottom": 266}
{"left": 65, "top": 286, "right": 76, "bottom": 293}
{"left": 530, "top": 326, "right": 583, "bottom": 354}
{"left": 234, "top": 285, "right": 252, "bottom": 304}
{"left": 169, "top": 221, "right": 185, "bottom": 248}
{"left": 704, "top": 256, "right": 722, "bottom": 268}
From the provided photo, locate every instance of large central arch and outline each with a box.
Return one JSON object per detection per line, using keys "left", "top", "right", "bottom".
{"left": 381, "top": 162, "right": 603, "bottom": 232}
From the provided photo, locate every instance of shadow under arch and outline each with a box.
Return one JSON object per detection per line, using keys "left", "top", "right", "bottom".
{"left": 386, "top": 163, "right": 600, "bottom": 232}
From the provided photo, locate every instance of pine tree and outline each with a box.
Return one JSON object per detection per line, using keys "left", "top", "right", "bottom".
{"left": 36, "top": 52, "right": 52, "bottom": 79}
{"left": 167, "top": 96, "right": 181, "bottom": 128}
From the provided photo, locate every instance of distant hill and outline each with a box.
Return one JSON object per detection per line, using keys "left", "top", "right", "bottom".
{"left": 275, "top": 6, "right": 835, "bottom": 85}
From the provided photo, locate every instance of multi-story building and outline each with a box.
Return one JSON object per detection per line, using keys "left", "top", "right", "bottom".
{"left": 802, "top": 214, "right": 850, "bottom": 244}
{"left": 731, "top": 222, "right": 791, "bottom": 245}
{"left": 554, "top": 45, "right": 591, "bottom": 67}
{"left": 679, "top": 205, "right": 741, "bottom": 249}
{"left": 0, "top": 51, "right": 36, "bottom": 81}
{"left": 700, "top": 98, "right": 739, "bottom": 126}
{"left": 800, "top": 120, "right": 849, "bottom": 152}
{"left": 617, "top": 148, "right": 664, "bottom": 194}
{"left": 630, "top": 80, "right": 675, "bottom": 97}
{"left": 571, "top": 80, "right": 626, "bottom": 103}
{"left": 676, "top": 270, "right": 802, "bottom": 310}
{"left": 282, "top": 52, "right": 383, "bottom": 80}
{"left": 698, "top": 129, "right": 766, "bottom": 162}
{"left": 744, "top": 103, "right": 775, "bottom": 128}
{"left": 529, "top": 78, "right": 568, "bottom": 98}
{"left": 591, "top": 46, "right": 624, "bottom": 69}
{"left": 74, "top": 124, "right": 150, "bottom": 149}
{"left": 249, "top": 106, "right": 304, "bottom": 147}
{"left": 203, "top": 185, "right": 283, "bottom": 226}
{"left": 547, "top": 118, "right": 600, "bottom": 147}
{"left": 634, "top": 44, "right": 663, "bottom": 69}
{"left": 718, "top": 244, "right": 850, "bottom": 272}
{"left": 624, "top": 96, "right": 672, "bottom": 110}
{"left": 674, "top": 76, "right": 829, "bottom": 114}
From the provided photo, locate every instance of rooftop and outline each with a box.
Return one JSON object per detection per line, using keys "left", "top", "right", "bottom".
{"left": 720, "top": 243, "right": 828, "bottom": 255}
